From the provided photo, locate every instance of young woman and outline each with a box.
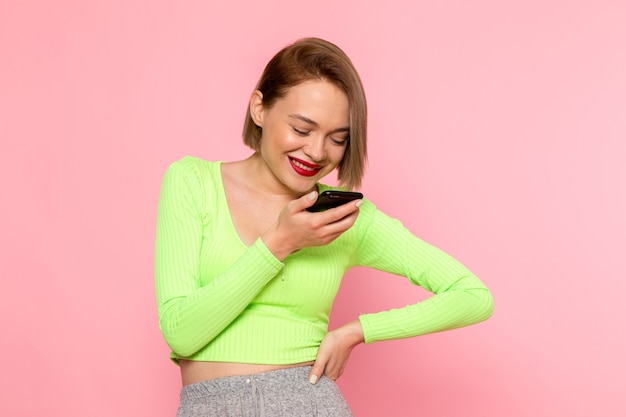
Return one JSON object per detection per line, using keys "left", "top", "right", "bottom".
{"left": 155, "top": 37, "right": 493, "bottom": 416}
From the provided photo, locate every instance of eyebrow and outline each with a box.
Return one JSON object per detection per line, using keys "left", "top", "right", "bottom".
{"left": 288, "top": 114, "right": 350, "bottom": 133}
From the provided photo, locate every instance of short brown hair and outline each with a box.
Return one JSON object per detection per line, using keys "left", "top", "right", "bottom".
{"left": 243, "top": 38, "right": 368, "bottom": 190}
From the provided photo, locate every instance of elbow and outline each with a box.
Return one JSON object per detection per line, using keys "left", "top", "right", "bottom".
{"left": 162, "top": 332, "right": 197, "bottom": 358}
{"left": 159, "top": 313, "right": 201, "bottom": 358}
{"left": 473, "top": 288, "right": 494, "bottom": 324}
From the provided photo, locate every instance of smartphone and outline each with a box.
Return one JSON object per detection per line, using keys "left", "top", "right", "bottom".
{"left": 306, "top": 190, "right": 364, "bottom": 212}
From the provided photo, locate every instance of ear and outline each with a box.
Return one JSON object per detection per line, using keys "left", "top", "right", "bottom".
{"left": 249, "top": 90, "right": 265, "bottom": 128}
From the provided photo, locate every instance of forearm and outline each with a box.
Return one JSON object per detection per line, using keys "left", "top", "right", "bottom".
{"left": 354, "top": 201, "right": 494, "bottom": 344}
{"left": 359, "top": 285, "right": 493, "bottom": 343}
{"left": 157, "top": 238, "right": 283, "bottom": 357}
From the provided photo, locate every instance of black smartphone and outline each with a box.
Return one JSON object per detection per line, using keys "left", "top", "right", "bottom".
{"left": 306, "top": 190, "right": 364, "bottom": 212}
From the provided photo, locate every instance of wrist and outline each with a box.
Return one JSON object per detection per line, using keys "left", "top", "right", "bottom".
{"left": 340, "top": 320, "right": 365, "bottom": 347}
{"left": 261, "top": 226, "right": 292, "bottom": 262}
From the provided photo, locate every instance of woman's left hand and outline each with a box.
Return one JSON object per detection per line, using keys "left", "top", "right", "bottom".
{"left": 308, "top": 320, "right": 364, "bottom": 384}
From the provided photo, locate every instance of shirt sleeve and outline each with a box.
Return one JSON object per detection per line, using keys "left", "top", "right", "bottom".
{"left": 154, "top": 158, "right": 284, "bottom": 358}
{"left": 354, "top": 202, "right": 494, "bottom": 344}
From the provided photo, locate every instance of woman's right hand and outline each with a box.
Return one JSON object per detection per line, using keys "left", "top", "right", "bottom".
{"left": 261, "top": 191, "right": 362, "bottom": 261}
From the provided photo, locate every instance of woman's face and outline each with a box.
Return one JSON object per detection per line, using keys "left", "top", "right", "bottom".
{"left": 251, "top": 79, "right": 350, "bottom": 195}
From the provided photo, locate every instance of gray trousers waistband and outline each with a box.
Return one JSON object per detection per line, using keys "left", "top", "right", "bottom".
{"left": 177, "top": 365, "right": 353, "bottom": 417}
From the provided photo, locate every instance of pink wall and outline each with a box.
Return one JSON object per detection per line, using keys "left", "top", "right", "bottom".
{"left": 1, "top": 1, "right": 624, "bottom": 416}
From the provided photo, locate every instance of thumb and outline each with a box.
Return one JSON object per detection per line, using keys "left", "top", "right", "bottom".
{"left": 297, "top": 190, "right": 317, "bottom": 211}
{"left": 308, "top": 356, "right": 327, "bottom": 385}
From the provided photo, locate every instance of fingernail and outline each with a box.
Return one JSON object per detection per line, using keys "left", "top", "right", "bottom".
{"left": 309, "top": 374, "right": 318, "bottom": 384}
{"left": 308, "top": 191, "right": 317, "bottom": 201}
{"left": 355, "top": 199, "right": 363, "bottom": 207}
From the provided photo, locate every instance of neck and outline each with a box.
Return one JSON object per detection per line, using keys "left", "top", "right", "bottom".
{"left": 238, "top": 153, "right": 317, "bottom": 201}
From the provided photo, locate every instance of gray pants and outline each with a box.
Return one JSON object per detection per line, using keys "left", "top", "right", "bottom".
{"left": 176, "top": 366, "right": 353, "bottom": 417}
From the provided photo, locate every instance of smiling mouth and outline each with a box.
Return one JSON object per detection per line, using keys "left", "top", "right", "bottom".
{"left": 289, "top": 157, "right": 322, "bottom": 177}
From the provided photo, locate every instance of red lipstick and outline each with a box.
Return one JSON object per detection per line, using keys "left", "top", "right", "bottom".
{"left": 289, "top": 157, "right": 321, "bottom": 177}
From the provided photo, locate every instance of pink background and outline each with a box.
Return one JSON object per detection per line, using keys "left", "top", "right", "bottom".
{"left": 1, "top": 1, "right": 625, "bottom": 416}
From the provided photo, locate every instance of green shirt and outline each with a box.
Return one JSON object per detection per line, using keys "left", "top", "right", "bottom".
{"left": 155, "top": 156, "right": 493, "bottom": 364}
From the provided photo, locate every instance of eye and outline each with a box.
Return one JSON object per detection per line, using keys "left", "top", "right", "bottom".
{"left": 330, "top": 136, "right": 349, "bottom": 146}
{"left": 292, "top": 127, "right": 310, "bottom": 136}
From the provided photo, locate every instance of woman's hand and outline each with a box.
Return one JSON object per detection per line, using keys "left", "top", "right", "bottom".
{"left": 308, "top": 320, "right": 364, "bottom": 384}
{"left": 262, "top": 191, "right": 362, "bottom": 261}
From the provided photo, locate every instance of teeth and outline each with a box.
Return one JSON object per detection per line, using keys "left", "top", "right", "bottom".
{"left": 292, "top": 159, "right": 316, "bottom": 171}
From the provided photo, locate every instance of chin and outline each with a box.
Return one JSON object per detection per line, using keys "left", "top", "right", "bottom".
{"left": 281, "top": 164, "right": 334, "bottom": 194}
{"left": 288, "top": 181, "right": 318, "bottom": 195}
{"left": 281, "top": 175, "right": 319, "bottom": 194}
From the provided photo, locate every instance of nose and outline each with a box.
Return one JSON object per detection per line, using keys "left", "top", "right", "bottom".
{"left": 303, "top": 134, "right": 327, "bottom": 162}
